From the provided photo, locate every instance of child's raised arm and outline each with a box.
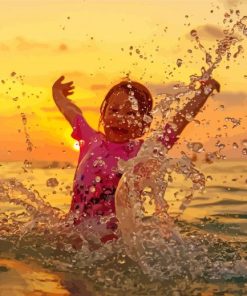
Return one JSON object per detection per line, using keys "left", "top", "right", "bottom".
{"left": 171, "top": 78, "right": 220, "bottom": 136}
{"left": 52, "top": 76, "right": 82, "bottom": 127}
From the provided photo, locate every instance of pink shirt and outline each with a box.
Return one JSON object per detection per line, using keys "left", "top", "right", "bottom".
{"left": 71, "top": 115, "right": 177, "bottom": 221}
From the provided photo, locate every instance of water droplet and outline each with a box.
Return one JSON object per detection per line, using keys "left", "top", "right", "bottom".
{"left": 95, "top": 176, "right": 101, "bottom": 183}
{"left": 176, "top": 59, "right": 183, "bottom": 67}
{"left": 46, "top": 178, "right": 59, "bottom": 187}
{"left": 90, "top": 186, "right": 96, "bottom": 192}
{"left": 129, "top": 96, "right": 139, "bottom": 111}
{"left": 232, "top": 142, "right": 239, "bottom": 149}
{"left": 242, "top": 139, "right": 247, "bottom": 147}
{"left": 24, "top": 160, "right": 32, "bottom": 168}
{"left": 93, "top": 158, "right": 105, "bottom": 167}
{"left": 190, "top": 30, "right": 197, "bottom": 37}
{"left": 206, "top": 175, "right": 213, "bottom": 181}
{"left": 225, "top": 117, "right": 241, "bottom": 128}
{"left": 143, "top": 115, "right": 152, "bottom": 123}
{"left": 185, "top": 113, "right": 193, "bottom": 121}
{"left": 242, "top": 148, "right": 247, "bottom": 155}
{"left": 187, "top": 142, "right": 204, "bottom": 153}
{"left": 193, "top": 119, "right": 200, "bottom": 126}
{"left": 118, "top": 258, "right": 126, "bottom": 264}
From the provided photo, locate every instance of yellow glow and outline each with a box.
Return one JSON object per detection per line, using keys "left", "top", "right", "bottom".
{"left": 1, "top": 0, "right": 247, "bottom": 161}
{"left": 73, "top": 141, "right": 80, "bottom": 151}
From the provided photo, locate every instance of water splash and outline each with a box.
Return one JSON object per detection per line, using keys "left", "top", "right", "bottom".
{"left": 20, "top": 112, "right": 33, "bottom": 153}
{"left": 0, "top": 13, "right": 247, "bottom": 294}
{"left": 0, "top": 165, "right": 247, "bottom": 296}
{"left": 114, "top": 14, "right": 247, "bottom": 277}
{"left": 189, "top": 16, "right": 247, "bottom": 84}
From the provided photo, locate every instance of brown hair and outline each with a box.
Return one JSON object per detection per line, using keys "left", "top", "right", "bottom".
{"left": 99, "top": 80, "right": 153, "bottom": 129}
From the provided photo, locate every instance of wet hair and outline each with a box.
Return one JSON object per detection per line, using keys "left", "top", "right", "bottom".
{"left": 99, "top": 80, "right": 153, "bottom": 129}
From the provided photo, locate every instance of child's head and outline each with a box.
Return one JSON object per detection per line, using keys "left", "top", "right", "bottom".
{"left": 100, "top": 81, "right": 153, "bottom": 142}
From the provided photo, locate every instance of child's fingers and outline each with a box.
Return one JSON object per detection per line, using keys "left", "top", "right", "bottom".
{"left": 63, "top": 81, "right": 74, "bottom": 87}
{"left": 205, "top": 78, "right": 220, "bottom": 93}
{"left": 53, "top": 76, "right": 75, "bottom": 96}
{"left": 53, "top": 76, "right": 65, "bottom": 89}
{"left": 215, "top": 81, "right": 220, "bottom": 92}
{"left": 211, "top": 79, "right": 220, "bottom": 92}
{"left": 66, "top": 91, "right": 74, "bottom": 96}
{"left": 56, "top": 76, "right": 65, "bottom": 83}
{"left": 63, "top": 86, "right": 75, "bottom": 93}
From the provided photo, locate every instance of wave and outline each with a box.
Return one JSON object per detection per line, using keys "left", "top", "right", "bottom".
{"left": 191, "top": 198, "right": 247, "bottom": 208}
{"left": 207, "top": 185, "right": 247, "bottom": 193}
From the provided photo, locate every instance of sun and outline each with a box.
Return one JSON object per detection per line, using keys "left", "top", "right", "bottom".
{"left": 73, "top": 141, "right": 80, "bottom": 151}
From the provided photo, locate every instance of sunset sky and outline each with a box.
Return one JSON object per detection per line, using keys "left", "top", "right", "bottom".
{"left": 1, "top": 0, "right": 247, "bottom": 162}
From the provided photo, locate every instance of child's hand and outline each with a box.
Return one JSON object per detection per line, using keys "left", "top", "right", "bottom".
{"left": 200, "top": 78, "right": 220, "bottom": 94}
{"left": 53, "top": 76, "right": 75, "bottom": 98}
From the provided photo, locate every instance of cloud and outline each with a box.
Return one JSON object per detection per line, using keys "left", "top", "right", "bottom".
{"left": 0, "top": 37, "right": 50, "bottom": 52}
{"left": 147, "top": 82, "right": 188, "bottom": 96}
{"left": 199, "top": 25, "right": 225, "bottom": 39}
{"left": 15, "top": 37, "right": 50, "bottom": 50}
{"left": 218, "top": 0, "right": 241, "bottom": 8}
{"left": 0, "top": 43, "right": 9, "bottom": 51}
{"left": 0, "top": 37, "right": 98, "bottom": 53}
{"left": 148, "top": 82, "right": 247, "bottom": 106}
{"left": 213, "top": 91, "right": 247, "bottom": 106}
{"left": 186, "top": 24, "right": 225, "bottom": 40}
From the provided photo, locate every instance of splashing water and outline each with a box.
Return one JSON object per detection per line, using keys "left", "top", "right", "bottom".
{"left": 1, "top": 14, "right": 247, "bottom": 295}
{"left": 1, "top": 175, "right": 247, "bottom": 295}
{"left": 114, "top": 14, "right": 247, "bottom": 278}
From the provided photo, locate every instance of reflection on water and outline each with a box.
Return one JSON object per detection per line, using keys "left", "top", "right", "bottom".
{"left": 0, "top": 259, "right": 70, "bottom": 296}
{"left": 0, "top": 160, "right": 247, "bottom": 295}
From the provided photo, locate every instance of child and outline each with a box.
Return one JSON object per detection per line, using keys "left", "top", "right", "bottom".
{"left": 52, "top": 76, "right": 220, "bottom": 242}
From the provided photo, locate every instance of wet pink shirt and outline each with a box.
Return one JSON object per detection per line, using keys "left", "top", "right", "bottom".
{"left": 71, "top": 115, "right": 177, "bottom": 220}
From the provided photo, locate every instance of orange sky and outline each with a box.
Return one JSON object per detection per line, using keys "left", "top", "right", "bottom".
{"left": 0, "top": 0, "right": 247, "bottom": 162}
